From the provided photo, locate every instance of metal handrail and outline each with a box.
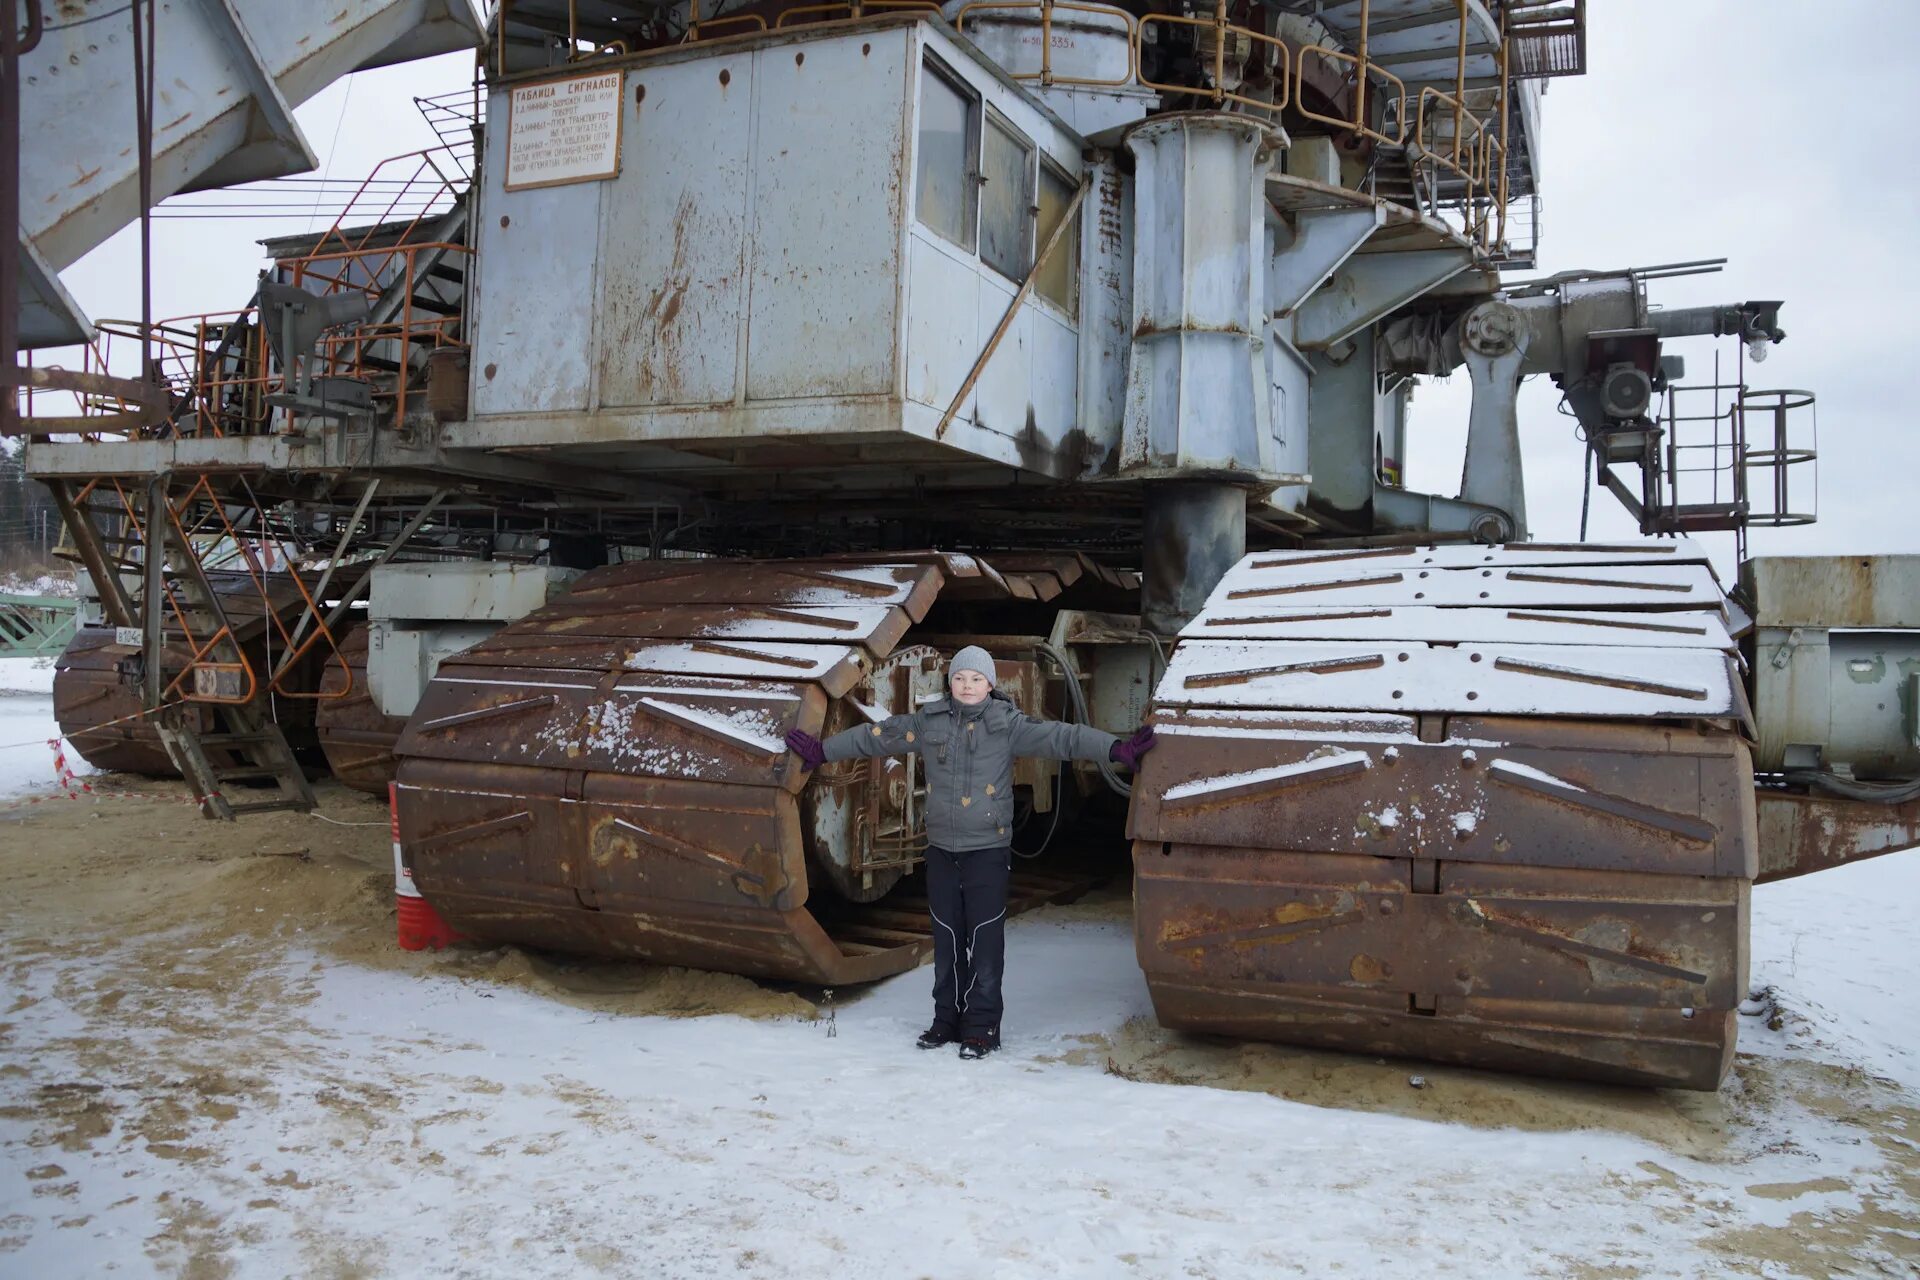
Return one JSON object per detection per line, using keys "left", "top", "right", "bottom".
{"left": 687, "top": 13, "right": 767, "bottom": 39}
{"left": 775, "top": 2, "right": 942, "bottom": 29}
{"left": 1140, "top": 2, "right": 1292, "bottom": 113}
{"left": 1411, "top": 84, "right": 1484, "bottom": 182}
{"left": 955, "top": 2, "right": 1139, "bottom": 90}
{"left": 291, "top": 241, "right": 473, "bottom": 430}
{"left": 1294, "top": 41, "right": 1405, "bottom": 145}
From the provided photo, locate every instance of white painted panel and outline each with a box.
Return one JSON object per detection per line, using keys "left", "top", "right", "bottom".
{"left": 904, "top": 234, "right": 981, "bottom": 415}
{"left": 1158, "top": 640, "right": 1736, "bottom": 718}
{"left": 972, "top": 272, "right": 1033, "bottom": 438}
{"left": 597, "top": 52, "right": 753, "bottom": 409}
{"left": 472, "top": 89, "right": 601, "bottom": 416}
{"left": 745, "top": 32, "right": 909, "bottom": 400}
{"left": 1030, "top": 307, "right": 1080, "bottom": 451}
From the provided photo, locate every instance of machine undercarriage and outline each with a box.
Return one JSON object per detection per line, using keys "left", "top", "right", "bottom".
{"left": 10, "top": 0, "right": 1916, "bottom": 1090}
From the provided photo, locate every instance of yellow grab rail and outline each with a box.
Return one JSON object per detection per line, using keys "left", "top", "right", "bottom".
{"left": 1293, "top": 42, "right": 1405, "bottom": 145}
{"left": 1138, "top": 1, "right": 1291, "bottom": 113}
{"left": 775, "top": 2, "right": 943, "bottom": 29}
{"left": 954, "top": 2, "right": 1139, "bottom": 90}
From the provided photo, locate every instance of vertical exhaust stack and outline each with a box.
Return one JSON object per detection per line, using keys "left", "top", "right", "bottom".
{"left": 1120, "top": 113, "right": 1288, "bottom": 633}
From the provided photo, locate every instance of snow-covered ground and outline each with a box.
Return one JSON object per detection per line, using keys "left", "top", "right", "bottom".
{"left": 0, "top": 573, "right": 76, "bottom": 599}
{"left": 1, "top": 675, "right": 1917, "bottom": 1277}
{"left": 0, "top": 656, "right": 86, "bottom": 803}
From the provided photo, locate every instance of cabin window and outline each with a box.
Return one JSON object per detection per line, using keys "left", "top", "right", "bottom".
{"left": 1035, "top": 160, "right": 1079, "bottom": 315}
{"left": 915, "top": 60, "right": 978, "bottom": 251}
{"left": 980, "top": 114, "right": 1034, "bottom": 281}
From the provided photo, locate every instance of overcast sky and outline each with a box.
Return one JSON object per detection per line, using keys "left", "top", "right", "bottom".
{"left": 44, "top": 2, "right": 1920, "bottom": 574}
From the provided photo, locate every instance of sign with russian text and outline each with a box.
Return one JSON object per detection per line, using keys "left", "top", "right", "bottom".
{"left": 504, "top": 70, "right": 624, "bottom": 191}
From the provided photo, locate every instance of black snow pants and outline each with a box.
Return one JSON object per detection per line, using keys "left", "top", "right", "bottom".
{"left": 924, "top": 844, "right": 1010, "bottom": 1040}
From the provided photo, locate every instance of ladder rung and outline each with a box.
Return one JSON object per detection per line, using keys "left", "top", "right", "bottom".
{"left": 225, "top": 800, "right": 311, "bottom": 816}
{"left": 214, "top": 767, "right": 288, "bottom": 784}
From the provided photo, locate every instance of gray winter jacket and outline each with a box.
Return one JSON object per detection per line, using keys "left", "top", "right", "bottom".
{"left": 821, "top": 690, "right": 1117, "bottom": 853}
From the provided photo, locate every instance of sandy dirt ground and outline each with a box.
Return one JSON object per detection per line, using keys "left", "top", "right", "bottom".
{"left": 0, "top": 774, "right": 1917, "bottom": 1277}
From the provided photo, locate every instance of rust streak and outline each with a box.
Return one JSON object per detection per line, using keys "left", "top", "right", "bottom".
{"left": 1505, "top": 610, "right": 1710, "bottom": 636}
{"left": 1227, "top": 572, "right": 1405, "bottom": 600}
{"left": 1467, "top": 905, "right": 1709, "bottom": 984}
{"left": 1184, "top": 653, "right": 1385, "bottom": 689}
{"left": 415, "top": 809, "right": 533, "bottom": 853}
{"left": 611, "top": 817, "right": 766, "bottom": 886}
{"left": 1491, "top": 656, "right": 1709, "bottom": 701}
{"left": 419, "top": 694, "right": 559, "bottom": 732}
{"left": 1163, "top": 907, "right": 1367, "bottom": 953}
{"left": 1203, "top": 608, "right": 1394, "bottom": 627}
{"left": 1505, "top": 570, "right": 1694, "bottom": 593}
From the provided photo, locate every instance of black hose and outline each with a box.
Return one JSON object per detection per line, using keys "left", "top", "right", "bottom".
{"left": 1782, "top": 770, "right": 1920, "bottom": 805}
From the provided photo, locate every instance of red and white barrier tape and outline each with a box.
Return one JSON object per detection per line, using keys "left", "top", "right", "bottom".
{"left": 47, "top": 736, "right": 94, "bottom": 799}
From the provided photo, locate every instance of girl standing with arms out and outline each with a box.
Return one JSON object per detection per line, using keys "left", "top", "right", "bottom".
{"left": 786, "top": 645, "right": 1156, "bottom": 1058}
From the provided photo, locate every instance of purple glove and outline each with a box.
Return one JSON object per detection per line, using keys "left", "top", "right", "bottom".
{"left": 1109, "top": 725, "right": 1157, "bottom": 771}
{"left": 785, "top": 728, "right": 826, "bottom": 771}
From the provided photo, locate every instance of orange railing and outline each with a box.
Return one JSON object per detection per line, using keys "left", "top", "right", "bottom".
{"left": 775, "top": 2, "right": 942, "bottom": 28}
{"left": 290, "top": 240, "right": 472, "bottom": 429}
{"left": 1392, "top": 0, "right": 1509, "bottom": 254}
{"left": 95, "top": 474, "right": 355, "bottom": 704}
{"left": 1145, "top": 4, "right": 1293, "bottom": 111}
{"left": 662, "top": 0, "right": 1509, "bottom": 251}
{"left": 1294, "top": 39, "right": 1403, "bottom": 144}
{"left": 955, "top": 2, "right": 1137, "bottom": 90}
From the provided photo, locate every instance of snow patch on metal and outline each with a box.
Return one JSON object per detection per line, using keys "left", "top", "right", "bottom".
{"left": 1487, "top": 759, "right": 1587, "bottom": 792}
{"left": 635, "top": 697, "right": 786, "bottom": 756}
{"left": 622, "top": 640, "right": 856, "bottom": 681}
{"left": 706, "top": 606, "right": 897, "bottom": 641}
{"left": 1161, "top": 749, "right": 1372, "bottom": 804}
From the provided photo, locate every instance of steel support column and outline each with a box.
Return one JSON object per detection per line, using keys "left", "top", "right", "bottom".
{"left": 1142, "top": 482, "right": 1245, "bottom": 637}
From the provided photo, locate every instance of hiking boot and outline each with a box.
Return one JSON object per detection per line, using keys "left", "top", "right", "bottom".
{"left": 916, "top": 1024, "right": 958, "bottom": 1050}
{"left": 957, "top": 1035, "right": 999, "bottom": 1060}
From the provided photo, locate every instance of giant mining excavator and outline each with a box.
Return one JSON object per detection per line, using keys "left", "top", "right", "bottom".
{"left": 10, "top": 0, "right": 1918, "bottom": 1089}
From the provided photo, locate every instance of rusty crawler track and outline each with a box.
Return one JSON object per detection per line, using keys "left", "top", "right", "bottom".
{"left": 1130, "top": 542, "right": 1757, "bottom": 1090}
{"left": 315, "top": 627, "right": 406, "bottom": 795}
{"left": 393, "top": 555, "right": 1128, "bottom": 984}
{"left": 54, "top": 574, "right": 333, "bottom": 778}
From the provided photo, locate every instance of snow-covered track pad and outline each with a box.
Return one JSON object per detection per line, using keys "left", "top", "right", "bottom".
{"left": 1134, "top": 542, "right": 1756, "bottom": 1089}
{"left": 1212, "top": 559, "right": 1725, "bottom": 609}
{"left": 398, "top": 667, "right": 820, "bottom": 786}
{"left": 1159, "top": 640, "right": 1738, "bottom": 718}
{"left": 1241, "top": 539, "right": 1714, "bottom": 572}
{"left": 390, "top": 555, "right": 1095, "bottom": 986}
{"left": 1185, "top": 604, "right": 1735, "bottom": 648}
{"left": 459, "top": 602, "right": 909, "bottom": 651}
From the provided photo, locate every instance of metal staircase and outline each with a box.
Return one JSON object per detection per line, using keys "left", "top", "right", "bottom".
{"left": 40, "top": 481, "right": 316, "bottom": 818}
{"left": 140, "top": 480, "right": 315, "bottom": 819}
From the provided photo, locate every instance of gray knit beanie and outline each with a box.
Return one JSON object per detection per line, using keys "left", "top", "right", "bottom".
{"left": 949, "top": 644, "right": 997, "bottom": 687}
